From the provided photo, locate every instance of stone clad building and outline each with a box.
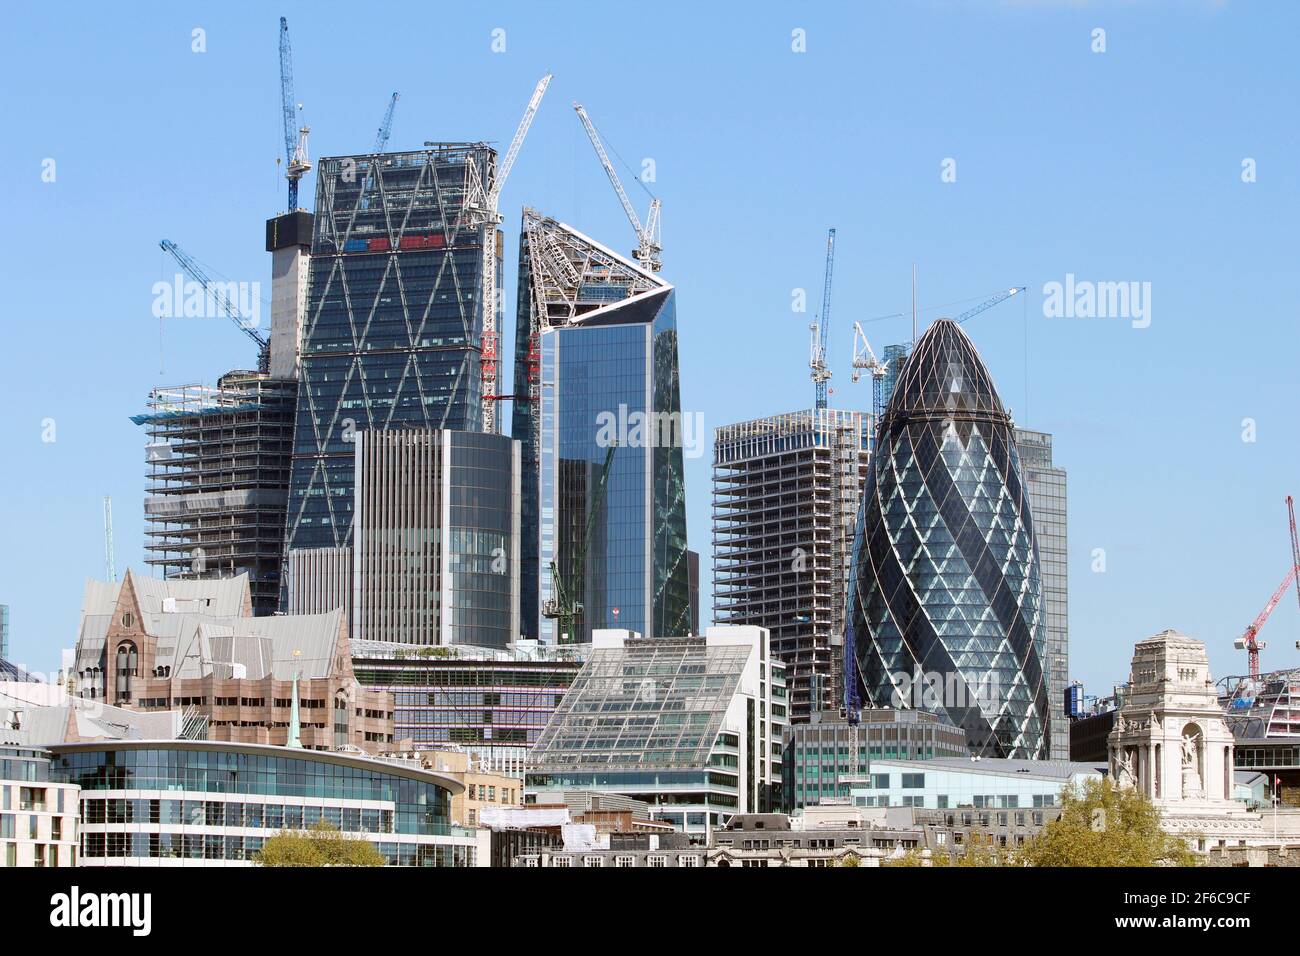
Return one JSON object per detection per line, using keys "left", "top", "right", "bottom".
{"left": 1109, "top": 629, "right": 1281, "bottom": 851}
{"left": 72, "top": 570, "right": 393, "bottom": 752}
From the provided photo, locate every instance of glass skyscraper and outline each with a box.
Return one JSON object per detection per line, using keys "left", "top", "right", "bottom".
{"left": 511, "top": 210, "right": 689, "bottom": 644}
{"left": 846, "top": 319, "right": 1049, "bottom": 758}
{"left": 284, "top": 145, "right": 498, "bottom": 556}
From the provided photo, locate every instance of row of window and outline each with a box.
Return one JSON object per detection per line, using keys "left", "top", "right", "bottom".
{"left": 81, "top": 797, "right": 395, "bottom": 833}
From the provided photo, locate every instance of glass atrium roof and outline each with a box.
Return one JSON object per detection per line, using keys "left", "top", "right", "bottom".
{"left": 531, "top": 638, "right": 750, "bottom": 771}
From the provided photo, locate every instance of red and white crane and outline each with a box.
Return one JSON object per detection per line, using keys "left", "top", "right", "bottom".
{"left": 1235, "top": 495, "right": 1300, "bottom": 680}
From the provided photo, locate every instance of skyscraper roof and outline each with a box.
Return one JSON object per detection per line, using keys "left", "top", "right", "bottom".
{"left": 886, "top": 319, "right": 1008, "bottom": 424}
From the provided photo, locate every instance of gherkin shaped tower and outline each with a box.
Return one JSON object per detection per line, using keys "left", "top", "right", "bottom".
{"left": 846, "top": 319, "right": 1049, "bottom": 758}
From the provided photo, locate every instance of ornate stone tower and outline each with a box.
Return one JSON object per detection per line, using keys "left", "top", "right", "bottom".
{"left": 1109, "top": 630, "right": 1261, "bottom": 841}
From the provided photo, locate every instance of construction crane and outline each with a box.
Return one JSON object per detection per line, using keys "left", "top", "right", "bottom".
{"left": 809, "top": 228, "right": 836, "bottom": 410}
{"left": 542, "top": 443, "right": 617, "bottom": 643}
{"left": 102, "top": 496, "right": 116, "bottom": 583}
{"left": 1237, "top": 569, "right": 1293, "bottom": 681}
{"left": 954, "top": 287, "right": 1025, "bottom": 324}
{"left": 159, "top": 239, "right": 270, "bottom": 373}
{"left": 278, "top": 17, "right": 311, "bottom": 211}
{"left": 573, "top": 103, "right": 662, "bottom": 273}
{"left": 476, "top": 73, "right": 552, "bottom": 434}
{"left": 850, "top": 321, "right": 888, "bottom": 417}
{"left": 373, "top": 92, "right": 399, "bottom": 153}
{"left": 1290, "top": 495, "right": 1300, "bottom": 619}
{"left": 1234, "top": 496, "right": 1300, "bottom": 680}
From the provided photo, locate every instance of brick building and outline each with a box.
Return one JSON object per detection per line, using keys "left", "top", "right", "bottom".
{"left": 72, "top": 570, "right": 392, "bottom": 752}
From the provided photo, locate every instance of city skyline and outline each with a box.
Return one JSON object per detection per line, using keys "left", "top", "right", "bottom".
{"left": 3, "top": 1, "right": 1300, "bottom": 704}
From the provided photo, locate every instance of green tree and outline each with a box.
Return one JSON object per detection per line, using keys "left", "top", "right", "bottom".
{"left": 254, "top": 821, "right": 386, "bottom": 867}
{"left": 1020, "top": 778, "right": 1196, "bottom": 867}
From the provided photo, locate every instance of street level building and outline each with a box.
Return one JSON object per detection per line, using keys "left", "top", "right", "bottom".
{"left": 72, "top": 571, "right": 393, "bottom": 752}
{"left": 351, "top": 639, "right": 585, "bottom": 773}
{"left": 50, "top": 739, "right": 484, "bottom": 866}
{"left": 849, "top": 757, "right": 1102, "bottom": 811}
{"left": 713, "top": 409, "right": 872, "bottom": 720}
{"left": 526, "top": 626, "right": 787, "bottom": 837}
{"left": 783, "top": 709, "right": 968, "bottom": 810}
{"left": 0, "top": 745, "right": 78, "bottom": 868}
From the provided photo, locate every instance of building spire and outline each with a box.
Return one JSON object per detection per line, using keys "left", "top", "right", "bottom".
{"left": 287, "top": 650, "right": 303, "bottom": 749}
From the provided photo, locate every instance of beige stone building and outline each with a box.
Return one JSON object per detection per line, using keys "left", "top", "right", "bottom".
{"left": 72, "top": 570, "right": 393, "bottom": 752}
{"left": 1109, "top": 629, "right": 1300, "bottom": 854}
{"left": 415, "top": 749, "right": 523, "bottom": 827}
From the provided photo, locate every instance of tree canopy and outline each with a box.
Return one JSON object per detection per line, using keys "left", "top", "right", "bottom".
{"left": 883, "top": 779, "right": 1196, "bottom": 867}
{"left": 254, "top": 821, "right": 386, "bottom": 867}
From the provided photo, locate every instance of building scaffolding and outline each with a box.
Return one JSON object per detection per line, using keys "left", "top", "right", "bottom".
{"left": 132, "top": 371, "right": 296, "bottom": 615}
{"left": 712, "top": 408, "right": 872, "bottom": 721}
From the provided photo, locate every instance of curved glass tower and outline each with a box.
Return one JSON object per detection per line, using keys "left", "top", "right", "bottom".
{"left": 846, "top": 319, "right": 1048, "bottom": 758}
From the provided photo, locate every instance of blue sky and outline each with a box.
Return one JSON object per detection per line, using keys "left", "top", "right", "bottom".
{"left": 2, "top": 0, "right": 1297, "bottom": 699}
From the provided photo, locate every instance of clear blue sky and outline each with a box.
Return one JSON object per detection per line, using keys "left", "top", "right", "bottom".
{"left": 3, "top": 0, "right": 1297, "bottom": 699}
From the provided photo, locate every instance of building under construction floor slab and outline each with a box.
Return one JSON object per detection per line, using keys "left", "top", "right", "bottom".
{"left": 131, "top": 371, "right": 296, "bottom": 616}
{"left": 712, "top": 408, "right": 872, "bottom": 722}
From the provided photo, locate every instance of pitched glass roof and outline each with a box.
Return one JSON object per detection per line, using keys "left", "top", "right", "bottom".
{"left": 531, "top": 638, "right": 750, "bottom": 771}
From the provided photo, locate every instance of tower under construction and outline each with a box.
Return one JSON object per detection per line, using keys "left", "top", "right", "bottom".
{"left": 712, "top": 408, "right": 872, "bottom": 721}
{"left": 133, "top": 372, "right": 297, "bottom": 616}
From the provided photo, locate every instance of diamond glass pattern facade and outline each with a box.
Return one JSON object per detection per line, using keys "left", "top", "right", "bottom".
{"left": 285, "top": 146, "right": 497, "bottom": 555}
{"left": 847, "top": 319, "right": 1049, "bottom": 758}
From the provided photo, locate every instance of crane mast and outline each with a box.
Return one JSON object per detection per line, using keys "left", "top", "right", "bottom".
{"left": 159, "top": 239, "right": 270, "bottom": 373}
{"left": 476, "top": 73, "right": 552, "bottom": 434}
{"left": 850, "top": 321, "right": 888, "bottom": 418}
{"left": 573, "top": 103, "right": 662, "bottom": 272}
{"left": 102, "top": 495, "right": 116, "bottom": 583}
{"left": 809, "top": 228, "right": 836, "bottom": 410}
{"left": 278, "top": 17, "right": 311, "bottom": 211}
{"left": 1234, "top": 496, "right": 1300, "bottom": 680}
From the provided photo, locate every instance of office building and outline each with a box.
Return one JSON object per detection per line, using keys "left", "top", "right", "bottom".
{"left": 783, "top": 709, "right": 967, "bottom": 810}
{"left": 50, "top": 739, "right": 485, "bottom": 866}
{"left": 284, "top": 545, "right": 352, "bottom": 618}
{"left": 350, "top": 639, "right": 585, "bottom": 773}
{"left": 849, "top": 757, "right": 1102, "bottom": 810}
{"left": 510, "top": 209, "right": 690, "bottom": 644}
{"left": 709, "top": 806, "right": 942, "bottom": 867}
{"left": 284, "top": 145, "right": 500, "bottom": 557}
{"left": 1015, "top": 428, "right": 1069, "bottom": 760}
{"left": 418, "top": 749, "right": 523, "bottom": 828}
{"left": 687, "top": 549, "right": 700, "bottom": 635}
{"left": 133, "top": 374, "right": 297, "bottom": 616}
{"left": 713, "top": 409, "right": 872, "bottom": 720}
{"left": 847, "top": 319, "right": 1050, "bottom": 758}
{"left": 71, "top": 571, "right": 393, "bottom": 752}
{"left": 353, "top": 428, "right": 520, "bottom": 648}
{"left": 0, "top": 745, "right": 79, "bottom": 868}
{"left": 526, "top": 626, "right": 787, "bottom": 837}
